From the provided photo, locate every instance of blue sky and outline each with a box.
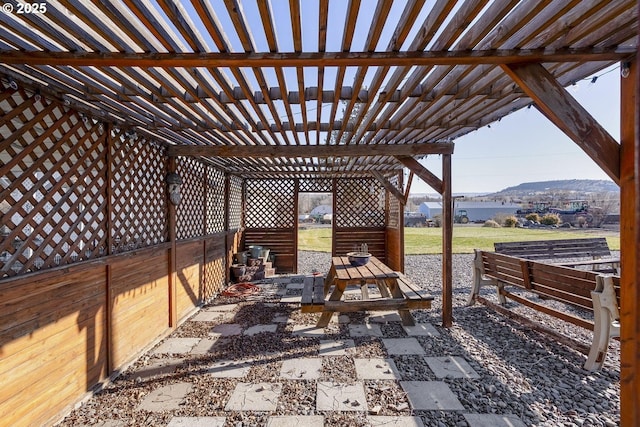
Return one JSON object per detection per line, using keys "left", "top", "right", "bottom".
{"left": 414, "top": 65, "right": 621, "bottom": 194}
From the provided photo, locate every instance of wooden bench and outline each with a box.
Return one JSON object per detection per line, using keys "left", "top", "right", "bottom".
{"left": 300, "top": 275, "right": 326, "bottom": 313}
{"left": 468, "top": 250, "right": 620, "bottom": 370}
{"left": 494, "top": 238, "right": 619, "bottom": 273}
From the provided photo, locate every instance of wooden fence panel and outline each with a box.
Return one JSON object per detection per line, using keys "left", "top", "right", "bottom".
{"left": 176, "top": 240, "right": 204, "bottom": 319}
{"left": 0, "top": 264, "right": 108, "bottom": 427}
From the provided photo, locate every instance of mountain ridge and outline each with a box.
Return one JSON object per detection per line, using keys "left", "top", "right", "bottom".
{"left": 490, "top": 179, "right": 618, "bottom": 196}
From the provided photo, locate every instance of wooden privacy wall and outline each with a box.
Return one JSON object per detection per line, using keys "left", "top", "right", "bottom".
{"left": 334, "top": 178, "right": 388, "bottom": 263}
{"left": 244, "top": 179, "right": 296, "bottom": 273}
{"left": 0, "top": 88, "right": 109, "bottom": 277}
{"left": 385, "top": 173, "right": 404, "bottom": 271}
{"left": 0, "top": 85, "right": 241, "bottom": 426}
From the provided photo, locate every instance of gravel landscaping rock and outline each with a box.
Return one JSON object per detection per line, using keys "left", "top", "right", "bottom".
{"left": 57, "top": 252, "right": 619, "bottom": 427}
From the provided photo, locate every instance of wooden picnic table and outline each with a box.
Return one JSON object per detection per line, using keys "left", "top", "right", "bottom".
{"left": 311, "top": 256, "right": 432, "bottom": 327}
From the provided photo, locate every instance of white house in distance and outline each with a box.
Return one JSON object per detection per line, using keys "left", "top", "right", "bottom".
{"left": 419, "top": 201, "right": 521, "bottom": 222}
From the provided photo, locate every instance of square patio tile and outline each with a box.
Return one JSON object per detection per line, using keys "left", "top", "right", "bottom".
{"left": 167, "top": 417, "right": 226, "bottom": 427}
{"left": 190, "top": 338, "right": 219, "bottom": 355}
{"left": 138, "top": 382, "right": 193, "bottom": 411}
{"left": 205, "top": 303, "right": 238, "bottom": 312}
{"left": 152, "top": 338, "right": 201, "bottom": 355}
{"left": 319, "top": 339, "right": 355, "bottom": 356}
{"left": 206, "top": 359, "right": 252, "bottom": 378}
{"left": 382, "top": 338, "right": 426, "bottom": 355}
{"left": 400, "top": 381, "right": 465, "bottom": 410}
{"left": 244, "top": 324, "right": 278, "bottom": 335}
{"left": 280, "top": 358, "right": 322, "bottom": 379}
{"left": 368, "top": 311, "right": 403, "bottom": 323}
{"left": 463, "top": 414, "right": 528, "bottom": 427}
{"left": 292, "top": 325, "right": 324, "bottom": 337}
{"left": 425, "top": 356, "right": 480, "bottom": 379}
{"left": 190, "top": 311, "right": 234, "bottom": 322}
{"left": 368, "top": 416, "right": 425, "bottom": 426}
{"left": 286, "top": 282, "right": 305, "bottom": 290}
{"left": 316, "top": 382, "right": 368, "bottom": 411}
{"left": 354, "top": 358, "right": 400, "bottom": 380}
{"left": 225, "top": 382, "right": 282, "bottom": 411}
{"left": 280, "top": 295, "right": 302, "bottom": 303}
{"left": 349, "top": 324, "right": 383, "bottom": 337}
{"left": 267, "top": 416, "right": 324, "bottom": 427}
{"left": 210, "top": 323, "right": 243, "bottom": 336}
{"left": 403, "top": 323, "right": 440, "bottom": 337}
{"left": 131, "top": 358, "right": 184, "bottom": 380}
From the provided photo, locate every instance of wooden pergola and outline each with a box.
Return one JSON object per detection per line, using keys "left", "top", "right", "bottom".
{"left": 0, "top": 2, "right": 638, "bottom": 426}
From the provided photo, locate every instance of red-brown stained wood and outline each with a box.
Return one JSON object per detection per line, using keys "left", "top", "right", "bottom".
{"left": 619, "top": 54, "right": 638, "bottom": 427}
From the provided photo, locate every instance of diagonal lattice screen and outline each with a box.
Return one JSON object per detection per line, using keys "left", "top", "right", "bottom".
{"left": 205, "top": 167, "right": 226, "bottom": 234}
{"left": 110, "top": 131, "right": 167, "bottom": 253}
{"left": 228, "top": 175, "right": 243, "bottom": 230}
{"left": 388, "top": 173, "right": 402, "bottom": 228}
{"left": 245, "top": 179, "right": 295, "bottom": 228}
{"left": 299, "top": 178, "right": 333, "bottom": 193}
{"left": 334, "top": 178, "right": 386, "bottom": 228}
{"left": 176, "top": 157, "right": 206, "bottom": 240}
{"left": 1, "top": 88, "right": 108, "bottom": 276}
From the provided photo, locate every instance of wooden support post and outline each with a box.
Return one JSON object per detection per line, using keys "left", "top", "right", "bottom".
{"left": 442, "top": 153, "right": 453, "bottom": 327}
{"left": 620, "top": 56, "right": 638, "bottom": 427}
{"left": 167, "top": 157, "right": 178, "bottom": 328}
{"left": 105, "top": 123, "right": 114, "bottom": 374}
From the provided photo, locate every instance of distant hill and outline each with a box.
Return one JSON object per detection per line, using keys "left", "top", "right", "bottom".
{"left": 491, "top": 179, "right": 618, "bottom": 196}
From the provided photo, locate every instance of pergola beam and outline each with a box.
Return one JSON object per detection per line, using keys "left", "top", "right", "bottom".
{"left": 370, "top": 170, "right": 406, "bottom": 206}
{"left": 501, "top": 62, "right": 621, "bottom": 183}
{"left": 168, "top": 142, "right": 454, "bottom": 158}
{"left": 0, "top": 47, "right": 634, "bottom": 68}
{"left": 395, "top": 155, "right": 444, "bottom": 194}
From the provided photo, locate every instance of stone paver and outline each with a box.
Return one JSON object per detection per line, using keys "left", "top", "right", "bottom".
{"left": 463, "top": 414, "right": 528, "bottom": 427}
{"left": 354, "top": 358, "right": 401, "bottom": 380}
{"left": 132, "top": 358, "right": 184, "bottom": 380}
{"left": 167, "top": 417, "right": 226, "bottom": 427}
{"left": 137, "top": 382, "right": 193, "bottom": 411}
{"left": 286, "top": 282, "right": 305, "bottom": 290}
{"left": 400, "top": 381, "right": 465, "bottom": 410}
{"left": 272, "top": 314, "right": 292, "bottom": 323}
{"left": 382, "top": 338, "right": 426, "bottom": 355}
{"left": 425, "top": 356, "right": 480, "bottom": 379}
{"left": 280, "top": 358, "right": 322, "bottom": 379}
{"left": 152, "top": 338, "right": 201, "bottom": 355}
{"left": 319, "top": 339, "right": 355, "bottom": 356}
{"left": 225, "top": 383, "right": 282, "bottom": 411}
{"left": 349, "top": 323, "right": 383, "bottom": 337}
{"left": 205, "top": 303, "right": 238, "bottom": 312}
{"left": 368, "top": 416, "right": 425, "bottom": 426}
{"left": 210, "top": 323, "right": 243, "bottom": 336}
{"left": 206, "top": 359, "right": 252, "bottom": 378}
{"left": 190, "top": 311, "right": 234, "bottom": 322}
{"left": 368, "top": 311, "right": 403, "bottom": 323}
{"left": 316, "top": 382, "right": 368, "bottom": 411}
{"left": 190, "top": 338, "right": 220, "bottom": 355}
{"left": 280, "top": 295, "right": 302, "bottom": 303}
{"left": 292, "top": 325, "right": 324, "bottom": 337}
{"left": 403, "top": 323, "right": 440, "bottom": 337}
{"left": 266, "top": 415, "right": 324, "bottom": 427}
{"left": 243, "top": 324, "right": 278, "bottom": 335}
{"left": 81, "top": 421, "right": 124, "bottom": 427}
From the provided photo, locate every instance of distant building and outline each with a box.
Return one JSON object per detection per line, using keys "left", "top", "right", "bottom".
{"left": 418, "top": 201, "right": 521, "bottom": 222}
{"left": 310, "top": 204, "right": 332, "bottom": 215}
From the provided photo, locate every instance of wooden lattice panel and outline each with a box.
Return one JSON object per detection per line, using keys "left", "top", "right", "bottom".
{"left": 205, "top": 167, "right": 226, "bottom": 234}
{"left": 299, "top": 178, "right": 332, "bottom": 193}
{"left": 334, "top": 178, "right": 386, "bottom": 228}
{"left": 388, "top": 173, "right": 401, "bottom": 229}
{"left": 1, "top": 88, "right": 108, "bottom": 277}
{"left": 176, "top": 157, "right": 205, "bottom": 240}
{"left": 110, "top": 131, "right": 167, "bottom": 253}
{"left": 227, "top": 175, "right": 243, "bottom": 230}
{"left": 245, "top": 179, "right": 295, "bottom": 228}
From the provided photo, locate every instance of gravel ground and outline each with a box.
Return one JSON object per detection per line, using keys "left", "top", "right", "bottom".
{"left": 57, "top": 252, "right": 619, "bottom": 427}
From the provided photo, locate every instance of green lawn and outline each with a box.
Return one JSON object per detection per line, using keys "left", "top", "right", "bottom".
{"left": 298, "top": 225, "right": 620, "bottom": 254}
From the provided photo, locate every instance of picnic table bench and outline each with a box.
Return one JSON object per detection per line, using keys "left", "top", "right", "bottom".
{"left": 494, "top": 237, "right": 619, "bottom": 273}
{"left": 301, "top": 256, "right": 433, "bottom": 327}
{"left": 468, "top": 250, "right": 620, "bottom": 370}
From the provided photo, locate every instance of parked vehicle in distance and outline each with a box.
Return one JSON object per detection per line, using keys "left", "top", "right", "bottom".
{"left": 404, "top": 212, "right": 429, "bottom": 227}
